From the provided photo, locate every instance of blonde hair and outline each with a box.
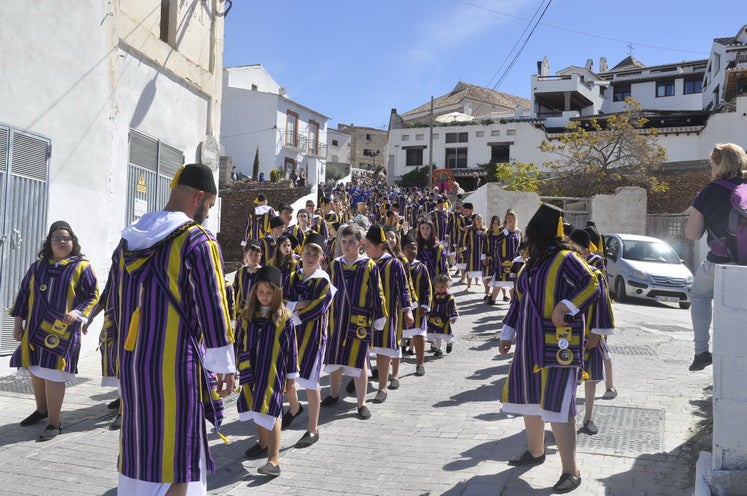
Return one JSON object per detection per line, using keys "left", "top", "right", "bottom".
{"left": 711, "top": 143, "right": 747, "bottom": 180}
{"left": 244, "top": 281, "right": 288, "bottom": 326}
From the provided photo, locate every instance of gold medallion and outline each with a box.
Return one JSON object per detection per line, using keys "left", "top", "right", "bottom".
{"left": 44, "top": 334, "right": 60, "bottom": 348}
{"left": 356, "top": 327, "right": 368, "bottom": 339}
{"left": 556, "top": 348, "right": 573, "bottom": 366}
{"left": 39, "top": 284, "right": 47, "bottom": 292}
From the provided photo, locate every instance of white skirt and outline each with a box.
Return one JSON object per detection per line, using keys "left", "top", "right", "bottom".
{"left": 118, "top": 447, "right": 207, "bottom": 495}
{"left": 403, "top": 327, "right": 427, "bottom": 338}
{"left": 500, "top": 372, "right": 576, "bottom": 423}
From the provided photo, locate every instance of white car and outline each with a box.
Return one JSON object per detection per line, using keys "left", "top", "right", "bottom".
{"left": 603, "top": 233, "right": 694, "bottom": 309}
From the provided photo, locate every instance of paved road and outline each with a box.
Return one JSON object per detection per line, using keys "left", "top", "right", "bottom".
{"left": 0, "top": 282, "right": 712, "bottom": 495}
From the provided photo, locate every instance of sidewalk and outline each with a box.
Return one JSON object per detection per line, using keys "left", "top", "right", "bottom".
{"left": 0, "top": 282, "right": 712, "bottom": 495}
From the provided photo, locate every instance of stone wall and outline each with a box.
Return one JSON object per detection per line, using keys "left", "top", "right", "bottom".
{"left": 217, "top": 182, "right": 312, "bottom": 269}
{"left": 649, "top": 163, "right": 711, "bottom": 214}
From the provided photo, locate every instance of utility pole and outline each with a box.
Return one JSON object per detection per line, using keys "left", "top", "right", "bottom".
{"left": 428, "top": 96, "right": 434, "bottom": 189}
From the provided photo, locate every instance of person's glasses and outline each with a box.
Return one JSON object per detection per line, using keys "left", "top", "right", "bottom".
{"left": 52, "top": 236, "right": 72, "bottom": 243}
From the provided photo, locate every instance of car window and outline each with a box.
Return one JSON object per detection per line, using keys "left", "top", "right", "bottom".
{"left": 622, "top": 240, "right": 680, "bottom": 264}
{"left": 604, "top": 236, "right": 618, "bottom": 258}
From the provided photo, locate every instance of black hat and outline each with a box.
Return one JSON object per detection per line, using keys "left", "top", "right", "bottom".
{"left": 255, "top": 193, "right": 267, "bottom": 203}
{"left": 436, "top": 197, "right": 444, "bottom": 204}
{"left": 255, "top": 265, "right": 282, "bottom": 287}
{"left": 269, "top": 216, "right": 285, "bottom": 229}
{"left": 401, "top": 232, "right": 416, "bottom": 245}
{"left": 584, "top": 226, "right": 602, "bottom": 252}
{"left": 245, "top": 239, "right": 262, "bottom": 250}
{"left": 320, "top": 196, "right": 332, "bottom": 205}
{"left": 569, "top": 229, "right": 591, "bottom": 249}
{"left": 463, "top": 202, "right": 474, "bottom": 210}
{"left": 278, "top": 203, "right": 293, "bottom": 213}
{"left": 527, "top": 203, "right": 564, "bottom": 240}
{"left": 330, "top": 221, "right": 341, "bottom": 231}
{"left": 277, "top": 233, "right": 299, "bottom": 250}
{"left": 171, "top": 163, "right": 217, "bottom": 195}
{"left": 48, "top": 220, "right": 72, "bottom": 236}
{"left": 382, "top": 225, "right": 397, "bottom": 234}
{"left": 366, "top": 224, "right": 387, "bottom": 244}
{"left": 304, "top": 232, "right": 326, "bottom": 249}
{"left": 563, "top": 222, "right": 574, "bottom": 237}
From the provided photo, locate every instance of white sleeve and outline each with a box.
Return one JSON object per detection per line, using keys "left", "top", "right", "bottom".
{"left": 204, "top": 344, "right": 237, "bottom": 374}
{"left": 500, "top": 324, "right": 516, "bottom": 341}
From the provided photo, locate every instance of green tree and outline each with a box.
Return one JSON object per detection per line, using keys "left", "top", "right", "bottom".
{"left": 398, "top": 165, "right": 432, "bottom": 188}
{"left": 252, "top": 147, "right": 260, "bottom": 181}
{"left": 269, "top": 168, "right": 280, "bottom": 182}
{"left": 538, "top": 98, "right": 668, "bottom": 196}
{"left": 479, "top": 161, "right": 541, "bottom": 192}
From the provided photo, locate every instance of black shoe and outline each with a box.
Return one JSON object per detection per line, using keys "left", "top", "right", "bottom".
{"left": 581, "top": 419, "right": 598, "bottom": 435}
{"left": 107, "top": 398, "right": 121, "bottom": 410}
{"left": 109, "top": 413, "right": 122, "bottom": 431}
{"left": 257, "top": 462, "right": 280, "bottom": 477}
{"left": 689, "top": 351, "right": 712, "bottom": 371}
{"left": 281, "top": 404, "right": 304, "bottom": 429}
{"left": 294, "top": 431, "right": 319, "bottom": 448}
{"left": 320, "top": 395, "right": 339, "bottom": 407}
{"left": 244, "top": 443, "right": 268, "bottom": 459}
{"left": 357, "top": 405, "right": 371, "bottom": 420}
{"left": 486, "top": 298, "right": 496, "bottom": 306}
{"left": 405, "top": 348, "right": 415, "bottom": 356}
{"left": 20, "top": 410, "right": 48, "bottom": 427}
{"left": 602, "top": 387, "right": 617, "bottom": 400}
{"left": 346, "top": 378, "right": 356, "bottom": 394}
{"left": 388, "top": 378, "right": 400, "bottom": 390}
{"left": 415, "top": 364, "right": 425, "bottom": 376}
{"left": 446, "top": 342, "right": 453, "bottom": 354}
{"left": 372, "top": 390, "right": 387, "bottom": 403}
{"left": 37, "top": 424, "right": 61, "bottom": 442}
{"left": 507, "top": 450, "right": 546, "bottom": 467}
{"left": 503, "top": 296, "right": 510, "bottom": 302}
{"left": 434, "top": 349, "right": 443, "bottom": 357}
{"left": 553, "top": 472, "right": 581, "bottom": 493}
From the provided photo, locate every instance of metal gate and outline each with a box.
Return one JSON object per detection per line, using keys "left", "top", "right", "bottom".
{"left": 0, "top": 126, "right": 50, "bottom": 355}
{"left": 125, "top": 130, "right": 183, "bottom": 224}
{"left": 647, "top": 213, "right": 695, "bottom": 271}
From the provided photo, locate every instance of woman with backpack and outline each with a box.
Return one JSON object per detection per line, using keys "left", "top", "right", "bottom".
{"left": 685, "top": 143, "right": 747, "bottom": 371}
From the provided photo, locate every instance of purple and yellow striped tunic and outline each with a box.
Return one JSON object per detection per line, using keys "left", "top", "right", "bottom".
{"left": 372, "top": 254, "right": 413, "bottom": 351}
{"left": 10, "top": 257, "right": 99, "bottom": 373}
{"left": 501, "top": 249, "right": 599, "bottom": 417}
{"left": 286, "top": 269, "right": 335, "bottom": 380}
{"left": 326, "top": 257, "right": 386, "bottom": 370}
{"left": 109, "top": 222, "right": 234, "bottom": 484}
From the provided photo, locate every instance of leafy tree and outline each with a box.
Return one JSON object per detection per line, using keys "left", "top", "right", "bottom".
{"left": 269, "top": 168, "right": 280, "bottom": 182}
{"left": 538, "top": 98, "right": 668, "bottom": 196}
{"left": 252, "top": 147, "right": 260, "bottom": 181}
{"left": 479, "top": 161, "right": 541, "bottom": 192}
{"left": 398, "top": 165, "right": 432, "bottom": 188}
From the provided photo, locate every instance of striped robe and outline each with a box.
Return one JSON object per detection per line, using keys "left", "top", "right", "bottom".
{"left": 447, "top": 211, "right": 463, "bottom": 256}
{"left": 286, "top": 268, "right": 336, "bottom": 381}
{"left": 404, "top": 259, "right": 433, "bottom": 338}
{"left": 464, "top": 226, "right": 488, "bottom": 277}
{"left": 501, "top": 249, "right": 599, "bottom": 420}
{"left": 108, "top": 222, "right": 234, "bottom": 483}
{"left": 326, "top": 257, "right": 386, "bottom": 371}
{"left": 310, "top": 215, "right": 329, "bottom": 242}
{"left": 583, "top": 261, "right": 615, "bottom": 382}
{"left": 260, "top": 235, "right": 278, "bottom": 265}
{"left": 426, "top": 292, "right": 459, "bottom": 340}
{"left": 10, "top": 257, "right": 99, "bottom": 374}
{"left": 285, "top": 224, "right": 306, "bottom": 255}
{"left": 96, "top": 277, "right": 118, "bottom": 385}
{"left": 372, "top": 254, "right": 413, "bottom": 352}
{"left": 431, "top": 209, "right": 450, "bottom": 243}
{"left": 236, "top": 310, "right": 298, "bottom": 418}
{"left": 231, "top": 264, "right": 261, "bottom": 351}
{"left": 418, "top": 243, "right": 449, "bottom": 280}
{"left": 242, "top": 205, "right": 276, "bottom": 242}
{"left": 490, "top": 228, "right": 522, "bottom": 285}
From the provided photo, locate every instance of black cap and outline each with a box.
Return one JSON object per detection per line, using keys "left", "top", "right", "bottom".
{"left": 269, "top": 216, "right": 285, "bottom": 229}
{"left": 330, "top": 221, "right": 341, "bottom": 231}
{"left": 173, "top": 163, "right": 217, "bottom": 194}
{"left": 304, "top": 232, "right": 326, "bottom": 249}
{"left": 570, "top": 229, "right": 591, "bottom": 249}
{"left": 48, "top": 220, "right": 72, "bottom": 236}
{"left": 527, "top": 203, "right": 564, "bottom": 240}
{"left": 401, "top": 232, "right": 416, "bottom": 245}
{"left": 584, "top": 225, "right": 601, "bottom": 245}
{"left": 320, "top": 196, "right": 332, "bottom": 205}
{"left": 382, "top": 225, "right": 397, "bottom": 234}
{"left": 277, "top": 233, "right": 299, "bottom": 250}
{"left": 255, "top": 265, "right": 282, "bottom": 287}
{"left": 255, "top": 193, "right": 267, "bottom": 203}
{"left": 463, "top": 202, "right": 474, "bottom": 210}
{"left": 245, "top": 239, "right": 262, "bottom": 250}
{"left": 278, "top": 203, "right": 293, "bottom": 213}
{"left": 366, "top": 224, "right": 387, "bottom": 244}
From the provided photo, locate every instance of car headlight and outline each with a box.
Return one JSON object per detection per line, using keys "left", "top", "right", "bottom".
{"left": 629, "top": 270, "right": 650, "bottom": 281}
{"left": 685, "top": 275, "right": 694, "bottom": 285}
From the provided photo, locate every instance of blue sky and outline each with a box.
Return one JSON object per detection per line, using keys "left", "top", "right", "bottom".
{"left": 223, "top": 0, "right": 740, "bottom": 130}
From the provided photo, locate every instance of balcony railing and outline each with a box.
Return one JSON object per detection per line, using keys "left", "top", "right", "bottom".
{"left": 307, "top": 139, "right": 327, "bottom": 158}
{"left": 283, "top": 131, "right": 307, "bottom": 151}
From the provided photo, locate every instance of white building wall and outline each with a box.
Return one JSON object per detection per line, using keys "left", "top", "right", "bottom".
{"left": 0, "top": 1, "right": 223, "bottom": 372}
{"left": 327, "top": 129, "right": 352, "bottom": 164}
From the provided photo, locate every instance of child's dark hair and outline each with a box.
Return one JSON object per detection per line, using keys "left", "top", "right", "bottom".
{"left": 433, "top": 274, "right": 451, "bottom": 287}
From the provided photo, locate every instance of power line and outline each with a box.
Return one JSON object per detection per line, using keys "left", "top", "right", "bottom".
{"left": 220, "top": 126, "right": 277, "bottom": 139}
{"left": 454, "top": 0, "right": 709, "bottom": 56}
{"left": 491, "top": 0, "right": 554, "bottom": 91}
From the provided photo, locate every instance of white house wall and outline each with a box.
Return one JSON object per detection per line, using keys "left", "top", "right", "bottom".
{"left": 604, "top": 80, "right": 703, "bottom": 114}
{"left": 221, "top": 89, "right": 279, "bottom": 176}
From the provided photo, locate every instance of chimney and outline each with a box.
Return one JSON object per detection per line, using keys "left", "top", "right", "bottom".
{"left": 585, "top": 59, "right": 593, "bottom": 71}
{"left": 599, "top": 57, "right": 608, "bottom": 73}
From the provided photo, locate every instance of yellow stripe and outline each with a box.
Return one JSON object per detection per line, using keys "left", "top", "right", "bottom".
{"left": 160, "top": 234, "right": 186, "bottom": 480}
{"left": 543, "top": 252, "right": 567, "bottom": 318}
{"left": 260, "top": 315, "right": 286, "bottom": 413}
{"left": 569, "top": 252, "right": 599, "bottom": 310}
{"left": 20, "top": 269, "right": 37, "bottom": 367}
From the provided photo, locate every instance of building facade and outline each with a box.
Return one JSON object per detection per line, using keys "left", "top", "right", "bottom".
{"left": 221, "top": 65, "right": 329, "bottom": 188}
{"left": 0, "top": 0, "right": 226, "bottom": 369}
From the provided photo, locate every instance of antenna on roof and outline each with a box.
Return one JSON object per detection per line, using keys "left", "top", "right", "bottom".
{"left": 628, "top": 42, "right": 634, "bottom": 56}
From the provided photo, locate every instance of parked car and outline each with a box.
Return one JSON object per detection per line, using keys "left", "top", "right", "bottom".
{"left": 603, "top": 233, "right": 694, "bottom": 309}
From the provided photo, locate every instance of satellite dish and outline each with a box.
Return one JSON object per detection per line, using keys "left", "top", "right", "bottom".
{"left": 199, "top": 135, "right": 220, "bottom": 170}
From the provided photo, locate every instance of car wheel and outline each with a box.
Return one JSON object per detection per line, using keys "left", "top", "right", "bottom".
{"left": 679, "top": 302, "right": 691, "bottom": 310}
{"left": 615, "top": 277, "right": 627, "bottom": 302}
